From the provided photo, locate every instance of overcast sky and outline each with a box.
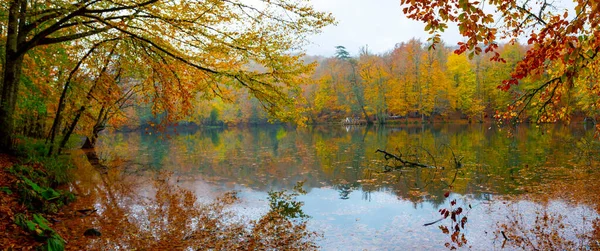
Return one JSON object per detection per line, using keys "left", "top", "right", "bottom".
{"left": 304, "top": 0, "right": 462, "bottom": 56}
{"left": 304, "top": 0, "right": 575, "bottom": 57}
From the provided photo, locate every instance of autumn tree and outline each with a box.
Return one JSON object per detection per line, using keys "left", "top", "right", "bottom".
{"left": 386, "top": 42, "right": 412, "bottom": 119}
{"left": 335, "top": 45, "right": 371, "bottom": 123}
{"left": 400, "top": 0, "right": 600, "bottom": 128}
{"left": 420, "top": 43, "right": 448, "bottom": 120}
{"left": 358, "top": 47, "right": 390, "bottom": 123}
{"left": 17, "top": 42, "right": 73, "bottom": 139}
{"left": 425, "top": 46, "right": 452, "bottom": 117}
{"left": 0, "top": 0, "right": 334, "bottom": 152}
{"left": 446, "top": 53, "right": 482, "bottom": 120}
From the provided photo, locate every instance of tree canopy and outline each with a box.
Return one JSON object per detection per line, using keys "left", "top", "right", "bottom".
{"left": 400, "top": 0, "right": 600, "bottom": 128}
{"left": 0, "top": 0, "right": 335, "bottom": 152}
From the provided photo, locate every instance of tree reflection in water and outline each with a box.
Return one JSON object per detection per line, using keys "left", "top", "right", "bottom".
{"left": 55, "top": 149, "right": 320, "bottom": 250}
{"left": 89, "top": 124, "right": 600, "bottom": 249}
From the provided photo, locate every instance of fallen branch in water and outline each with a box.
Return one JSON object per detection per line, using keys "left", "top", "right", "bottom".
{"left": 375, "top": 149, "right": 436, "bottom": 169}
{"left": 423, "top": 218, "right": 444, "bottom": 226}
{"left": 501, "top": 231, "right": 510, "bottom": 241}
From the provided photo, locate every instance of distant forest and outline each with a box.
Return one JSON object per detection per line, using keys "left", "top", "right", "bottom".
{"left": 183, "top": 39, "right": 598, "bottom": 126}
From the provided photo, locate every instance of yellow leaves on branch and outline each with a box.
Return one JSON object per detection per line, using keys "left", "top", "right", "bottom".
{"left": 14, "top": 0, "right": 335, "bottom": 129}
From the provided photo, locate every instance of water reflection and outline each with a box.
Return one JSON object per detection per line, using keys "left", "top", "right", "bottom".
{"left": 91, "top": 124, "right": 600, "bottom": 249}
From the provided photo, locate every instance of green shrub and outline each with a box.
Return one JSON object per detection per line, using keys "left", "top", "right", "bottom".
{"left": 13, "top": 136, "right": 73, "bottom": 185}
{"left": 0, "top": 187, "right": 12, "bottom": 194}
{"left": 10, "top": 165, "right": 75, "bottom": 213}
{"left": 38, "top": 156, "right": 72, "bottom": 185}
{"left": 13, "top": 136, "right": 49, "bottom": 159}
{"left": 15, "top": 213, "right": 65, "bottom": 251}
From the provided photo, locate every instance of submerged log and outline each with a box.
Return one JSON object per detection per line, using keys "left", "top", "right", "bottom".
{"left": 375, "top": 149, "right": 437, "bottom": 169}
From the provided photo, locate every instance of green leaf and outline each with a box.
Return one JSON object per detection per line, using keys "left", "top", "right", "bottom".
{"left": 46, "top": 237, "right": 65, "bottom": 251}
{"left": 33, "top": 214, "right": 51, "bottom": 231}
{"left": 0, "top": 187, "right": 12, "bottom": 194}
{"left": 41, "top": 189, "right": 60, "bottom": 201}
{"left": 23, "top": 177, "right": 44, "bottom": 194}
{"left": 25, "top": 220, "right": 37, "bottom": 232}
{"left": 14, "top": 213, "right": 27, "bottom": 228}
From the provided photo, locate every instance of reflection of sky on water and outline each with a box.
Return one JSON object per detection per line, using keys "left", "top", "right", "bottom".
{"left": 96, "top": 124, "right": 600, "bottom": 249}
{"left": 188, "top": 182, "right": 597, "bottom": 250}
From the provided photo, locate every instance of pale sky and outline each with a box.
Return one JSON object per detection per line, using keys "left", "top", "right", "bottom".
{"left": 305, "top": 0, "right": 462, "bottom": 56}
{"left": 304, "top": 0, "right": 575, "bottom": 57}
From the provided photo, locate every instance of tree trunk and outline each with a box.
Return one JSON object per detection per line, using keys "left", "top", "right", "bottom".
{"left": 1, "top": 0, "right": 27, "bottom": 153}
{"left": 48, "top": 43, "right": 100, "bottom": 155}
{"left": 57, "top": 44, "right": 116, "bottom": 153}
{"left": 81, "top": 136, "right": 94, "bottom": 149}
{"left": 82, "top": 106, "right": 107, "bottom": 149}
{"left": 0, "top": 46, "right": 24, "bottom": 153}
{"left": 47, "top": 78, "right": 71, "bottom": 155}
{"left": 58, "top": 106, "right": 84, "bottom": 153}
{"left": 81, "top": 124, "right": 104, "bottom": 149}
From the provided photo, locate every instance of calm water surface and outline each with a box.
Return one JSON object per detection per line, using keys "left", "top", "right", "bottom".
{"left": 94, "top": 124, "right": 600, "bottom": 250}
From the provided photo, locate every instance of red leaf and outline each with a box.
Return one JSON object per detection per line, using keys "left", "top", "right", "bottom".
{"left": 439, "top": 225, "right": 450, "bottom": 234}
{"left": 461, "top": 216, "right": 468, "bottom": 228}
{"left": 456, "top": 207, "right": 463, "bottom": 215}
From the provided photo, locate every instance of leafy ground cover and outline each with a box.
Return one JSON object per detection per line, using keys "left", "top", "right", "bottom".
{"left": 0, "top": 153, "right": 64, "bottom": 250}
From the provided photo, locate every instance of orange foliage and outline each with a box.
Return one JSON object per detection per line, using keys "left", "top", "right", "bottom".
{"left": 401, "top": 0, "right": 600, "bottom": 127}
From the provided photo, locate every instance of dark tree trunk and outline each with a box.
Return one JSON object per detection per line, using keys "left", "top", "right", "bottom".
{"left": 58, "top": 105, "right": 84, "bottom": 153}
{"left": 81, "top": 137, "right": 94, "bottom": 149}
{"left": 82, "top": 104, "right": 106, "bottom": 149}
{"left": 47, "top": 43, "right": 102, "bottom": 155}
{"left": 47, "top": 80, "right": 70, "bottom": 155}
{"left": 1, "top": 0, "right": 26, "bottom": 152}
{"left": 57, "top": 45, "right": 116, "bottom": 153}
{"left": 81, "top": 123, "right": 105, "bottom": 149}
{"left": 0, "top": 42, "right": 24, "bottom": 153}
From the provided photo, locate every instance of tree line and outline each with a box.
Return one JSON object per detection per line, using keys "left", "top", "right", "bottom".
{"left": 199, "top": 39, "right": 600, "bottom": 126}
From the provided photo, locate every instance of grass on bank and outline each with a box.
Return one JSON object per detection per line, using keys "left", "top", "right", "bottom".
{"left": 1, "top": 136, "right": 77, "bottom": 251}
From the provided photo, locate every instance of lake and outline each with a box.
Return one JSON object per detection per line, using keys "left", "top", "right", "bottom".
{"left": 71, "top": 123, "right": 600, "bottom": 250}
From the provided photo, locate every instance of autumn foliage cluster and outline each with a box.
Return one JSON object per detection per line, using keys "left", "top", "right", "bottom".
{"left": 0, "top": 0, "right": 335, "bottom": 153}
{"left": 400, "top": 0, "right": 600, "bottom": 128}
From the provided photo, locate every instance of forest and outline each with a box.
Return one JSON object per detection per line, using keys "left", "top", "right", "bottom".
{"left": 6, "top": 38, "right": 600, "bottom": 140}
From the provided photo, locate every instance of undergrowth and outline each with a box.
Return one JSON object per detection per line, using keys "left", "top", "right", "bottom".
{"left": 14, "top": 213, "right": 65, "bottom": 251}
{"left": 5, "top": 136, "right": 77, "bottom": 251}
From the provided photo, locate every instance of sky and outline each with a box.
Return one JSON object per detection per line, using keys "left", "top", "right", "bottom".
{"left": 304, "top": 0, "right": 462, "bottom": 56}
{"left": 304, "top": 0, "right": 575, "bottom": 57}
